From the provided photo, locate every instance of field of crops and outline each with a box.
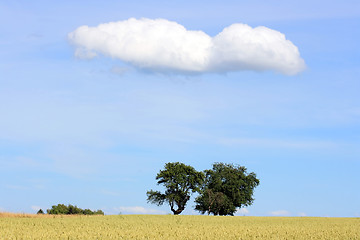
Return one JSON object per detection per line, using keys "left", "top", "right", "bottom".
{"left": 1, "top": 213, "right": 359, "bottom": 239}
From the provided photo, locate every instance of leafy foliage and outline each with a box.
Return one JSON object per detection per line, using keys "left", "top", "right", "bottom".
{"left": 36, "top": 209, "right": 44, "bottom": 214}
{"left": 46, "top": 204, "right": 104, "bottom": 215}
{"left": 195, "top": 163, "right": 260, "bottom": 216}
{"left": 147, "top": 162, "right": 204, "bottom": 215}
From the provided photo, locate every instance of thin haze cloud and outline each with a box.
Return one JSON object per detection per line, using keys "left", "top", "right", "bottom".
{"left": 269, "top": 210, "right": 291, "bottom": 216}
{"left": 68, "top": 18, "right": 306, "bottom": 75}
{"left": 115, "top": 206, "right": 167, "bottom": 215}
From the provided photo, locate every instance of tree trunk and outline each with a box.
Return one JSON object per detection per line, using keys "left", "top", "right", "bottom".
{"left": 171, "top": 205, "right": 184, "bottom": 215}
{"left": 172, "top": 209, "right": 183, "bottom": 215}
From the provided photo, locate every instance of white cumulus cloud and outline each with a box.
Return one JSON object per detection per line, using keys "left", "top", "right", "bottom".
{"left": 31, "top": 206, "right": 42, "bottom": 212}
{"left": 115, "top": 206, "right": 167, "bottom": 215}
{"left": 236, "top": 208, "right": 249, "bottom": 215}
{"left": 269, "top": 210, "right": 291, "bottom": 216}
{"left": 68, "top": 18, "right": 305, "bottom": 75}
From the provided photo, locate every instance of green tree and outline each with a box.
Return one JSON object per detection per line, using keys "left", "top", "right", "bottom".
{"left": 68, "top": 204, "right": 82, "bottom": 214}
{"left": 37, "top": 209, "right": 44, "bottom": 214}
{"left": 47, "top": 204, "right": 69, "bottom": 214}
{"left": 195, "top": 163, "right": 260, "bottom": 216}
{"left": 94, "top": 209, "right": 105, "bottom": 215}
{"left": 46, "top": 204, "right": 104, "bottom": 215}
{"left": 82, "top": 209, "right": 94, "bottom": 215}
{"left": 147, "top": 162, "right": 205, "bottom": 215}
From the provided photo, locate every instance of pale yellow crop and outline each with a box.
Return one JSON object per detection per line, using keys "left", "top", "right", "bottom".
{"left": 0, "top": 213, "right": 359, "bottom": 239}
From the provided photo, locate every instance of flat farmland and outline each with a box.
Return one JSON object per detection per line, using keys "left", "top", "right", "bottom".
{"left": 0, "top": 214, "right": 359, "bottom": 239}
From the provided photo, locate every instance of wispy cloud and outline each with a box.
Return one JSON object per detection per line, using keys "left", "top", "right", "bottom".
{"left": 236, "top": 208, "right": 249, "bottom": 215}
{"left": 218, "top": 137, "right": 337, "bottom": 149}
{"left": 110, "top": 66, "right": 130, "bottom": 76}
{"left": 114, "top": 206, "right": 167, "bottom": 215}
{"left": 5, "top": 184, "right": 28, "bottom": 190}
{"left": 31, "top": 206, "right": 42, "bottom": 212}
{"left": 69, "top": 18, "right": 305, "bottom": 75}
{"left": 101, "top": 190, "right": 122, "bottom": 197}
{"left": 269, "top": 210, "right": 291, "bottom": 216}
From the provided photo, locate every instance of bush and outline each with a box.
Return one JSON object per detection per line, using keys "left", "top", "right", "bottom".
{"left": 46, "top": 204, "right": 104, "bottom": 215}
{"left": 37, "top": 209, "right": 44, "bottom": 214}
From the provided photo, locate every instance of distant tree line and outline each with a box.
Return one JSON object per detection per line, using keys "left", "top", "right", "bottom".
{"left": 37, "top": 204, "right": 104, "bottom": 215}
{"left": 147, "top": 162, "right": 260, "bottom": 216}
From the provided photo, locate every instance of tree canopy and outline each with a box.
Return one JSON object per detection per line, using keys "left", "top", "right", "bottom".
{"left": 195, "top": 163, "right": 260, "bottom": 216}
{"left": 146, "top": 162, "right": 204, "bottom": 215}
{"left": 36, "top": 209, "right": 44, "bottom": 214}
{"left": 46, "top": 204, "right": 104, "bottom": 215}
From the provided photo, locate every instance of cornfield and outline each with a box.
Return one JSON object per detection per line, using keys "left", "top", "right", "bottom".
{"left": 0, "top": 213, "right": 359, "bottom": 239}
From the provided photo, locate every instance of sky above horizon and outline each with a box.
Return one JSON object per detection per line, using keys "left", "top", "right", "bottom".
{"left": 1, "top": 0, "right": 360, "bottom": 217}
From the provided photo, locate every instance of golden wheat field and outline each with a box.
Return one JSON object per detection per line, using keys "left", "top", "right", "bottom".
{"left": 0, "top": 213, "right": 359, "bottom": 239}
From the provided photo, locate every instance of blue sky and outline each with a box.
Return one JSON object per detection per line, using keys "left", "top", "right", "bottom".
{"left": 1, "top": 0, "right": 359, "bottom": 217}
